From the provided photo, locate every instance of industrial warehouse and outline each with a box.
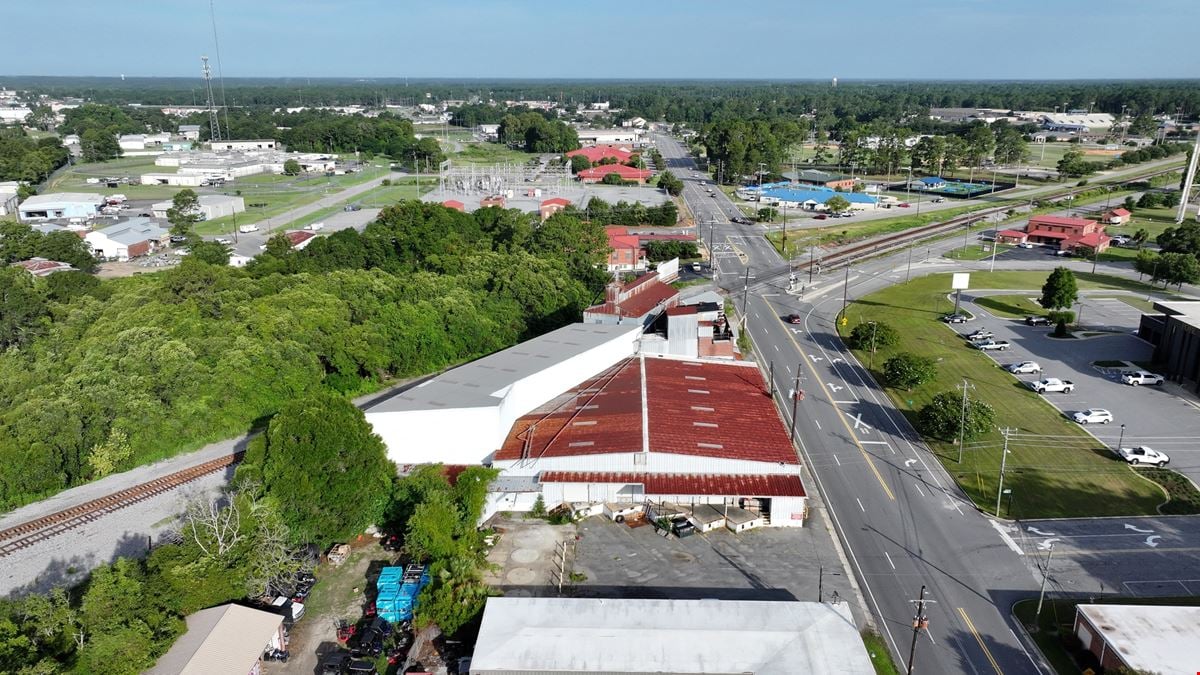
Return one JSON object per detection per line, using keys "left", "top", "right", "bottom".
{"left": 365, "top": 314, "right": 808, "bottom": 529}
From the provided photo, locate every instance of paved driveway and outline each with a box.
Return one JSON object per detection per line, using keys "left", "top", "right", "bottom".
{"left": 959, "top": 292, "right": 1200, "bottom": 485}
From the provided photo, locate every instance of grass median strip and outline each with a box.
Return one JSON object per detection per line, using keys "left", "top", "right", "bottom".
{"left": 838, "top": 271, "right": 1168, "bottom": 518}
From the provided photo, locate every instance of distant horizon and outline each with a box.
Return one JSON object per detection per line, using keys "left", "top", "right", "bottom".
{"left": 4, "top": 75, "right": 1199, "bottom": 85}
{"left": 1, "top": 0, "right": 1196, "bottom": 80}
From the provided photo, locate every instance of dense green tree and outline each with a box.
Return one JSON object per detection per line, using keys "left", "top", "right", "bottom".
{"left": 1157, "top": 221, "right": 1200, "bottom": 256}
{"left": 80, "top": 128, "right": 120, "bottom": 162}
{"left": 188, "top": 240, "right": 231, "bottom": 266}
{"left": 993, "top": 125, "right": 1029, "bottom": 165}
{"left": 165, "top": 189, "right": 203, "bottom": 237}
{"left": 882, "top": 353, "right": 937, "bottom": 390}
{"left": 497, "top": 112, "right": 579, "bottom": 153}
{"left": 259, "top": 391, "right": 394, "bottom": 546}
{"left": 656, "top": 170, "right": 683, "bottom": 196}
{"left": 282, "top": 158, "right": 301, "bottom": 175}
{"left": 1039, "top": 267, "right": 1078, "bottom": 311}
{"left": 0, "top": 129, "right": 70, "bottom": 182}
{"left": 644, "top": 240, "right": 698, "bottom": 261}
{"left": 847, "top": 321, "right": 899, "bottom": 352}
{"left": 1128, "top": 113, "right": 1158, "bottom": 138}
{"left": 23, "top": 104, "right": 56, "bottom": 131}
{"left": 569, "top": 154, "right": 591, "bottom": 173}
{"left": 1159, "top": 251, "right": 1200, "bottom": 289}
{"left": 1056, "top": 148, "right": 1094, "bottom": 178}
{"left": 918, "top": 390, "right": 996, "bottom": 442}
{"left": 911, "top": 136, "right": 946, "bottom": 174}
{"left": 825, "top": 195, "right": 851, "bottom": 215}
{"left": 0, "top": 266, "right": 49, "bottom": 350}
{"left": 965, "top": 123, "right": 996, "bottom": 166}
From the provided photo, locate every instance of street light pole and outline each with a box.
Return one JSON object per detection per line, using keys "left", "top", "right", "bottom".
{"left": 839, "top": 264, "right": 851, "bottom": 325}
{"left": 996, "top": 428, "right": 1012, "bottom": 516}
{"left": 957, "top": 378, "right": 973, "bottom": 463}
{"left": 1035, "top": 542, "right": 1056, "bottom": 626}
{"left": 789, "top": 365, "right": 803, "bottom": 443}
{"left": 1117, "top": 423, "right": 1126, "bottom": 451}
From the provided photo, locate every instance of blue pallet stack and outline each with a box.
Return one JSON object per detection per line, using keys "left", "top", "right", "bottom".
{"left": 375, "top": 564, "right": 428, "bottom": 624}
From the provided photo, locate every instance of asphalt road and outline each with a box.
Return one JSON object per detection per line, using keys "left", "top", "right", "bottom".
{"left": 658, "top": 133, "right": 1046, "bottom": 674}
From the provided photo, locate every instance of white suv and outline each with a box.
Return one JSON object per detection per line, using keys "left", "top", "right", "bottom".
{"left": 1072, "top": 408, "right": 1114, "bottom": 425}
{"left": 1007, "top": 361, "right": 1042, "bottom": 374}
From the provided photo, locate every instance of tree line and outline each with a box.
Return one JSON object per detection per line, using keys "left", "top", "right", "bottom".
{"left": 497, "top": 112, "right": 579, "bottom": 153}
{"left": 0, "top": 201, "right": 610, "bottom": 512}
{"left": 0, "top": 127, "right": 70, "bottom": 184}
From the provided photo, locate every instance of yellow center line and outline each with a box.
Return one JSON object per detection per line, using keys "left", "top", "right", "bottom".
{"left": 957, "top": 607, "right": 1004, "bottom": 675}
{"left": 757, "top": 295, "right": 895, "bottom": 501}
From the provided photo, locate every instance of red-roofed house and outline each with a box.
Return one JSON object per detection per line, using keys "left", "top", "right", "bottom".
{"left": 1103, "top": 207, "right": 1132, "bottom": 225}
{"left": 487, "top": 355, "right": 808, "bottom": 526}
{"left": 1026, "top": 215, "right": 1110, "bottom": 253}
{"left": 10, "top": 257, "right": 75, "bottom": 277}
{"left": 442, "top": 199, "right": 466, "bottom": 212}
{"left": 284, "top": 230, "right": 317, "bottom": 250}
{"left": 577, "top": 164, "right": 653, "bottom": 184}
{"left": 605, "top": 226, "right": 646, "bottom": 273}
{"left": 566, "top": 145, "right": 634, "bottom": 165}
{"left": 539, "top": 197, "right": 571, "bottom": 221}
{"left": 584, "top": 269, "right": 679, "bottom": 327}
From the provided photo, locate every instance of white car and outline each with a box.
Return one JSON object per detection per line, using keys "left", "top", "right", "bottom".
{"left": 1018, "top": 242, "right": 1034, "bottom": 249}
{"left": 1007, "top": 361, "right": 1042, "bottom": 374}
{"left": 215, "top": 237, "right": 233, "bottom": 246}
{"left": 1118, "top": 446, "right": 1170, "bottom": 467}
{"left": 1121, "top": 371, "right": 1164, "bottom": 386}
{"left": 1073, "top": 408, "right": 1113, "bottom": 425}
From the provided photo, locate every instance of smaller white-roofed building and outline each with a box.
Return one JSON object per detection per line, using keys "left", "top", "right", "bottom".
{"left": 86, "top": 218, "right": 168, "bottom": 260}
{"left": 469, "top": 597, "right": 872, "bottom": 674}
{"left": 365, "top": 323, "right": 642, "bottom": 466}
{"left": 0, "top": 181, "right": 18, "bottom": 217}
{"left": 147, "top": 603, "right": 285, "bottom": 675}
{"left": 1074, "top": 603, "right": 1200, "bottom": 673}
{"left": 150, "top": 194, "right": 245, "bottom": 221}
{"left": 18, "top": 192, "right": 105, "bottom": 222}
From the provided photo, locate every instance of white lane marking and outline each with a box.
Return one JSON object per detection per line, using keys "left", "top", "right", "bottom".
{"left": 774, "top": 344, "right": 780, "bottom": 352}
{"left": 833, "top": 400, "right": 857, "bottom": 405}
{"left": 849, "top": 413, "right": 873, "bottom": 433}
{"left": 989, "top": 521, "right": 1025, "bottom": 556}
{"left": 833, "top": 454, "right": 841, "bottom": 466}
{"left": 884, "top": 551, "right": 896, "bottom": 570}
{"left": 856, "top": 498, "right": 866, "bottom": 512}
{"left": 1027, "top": 526, "right": 1056, "bottom": 537}
{"left": 904, "top": 458, "right": 917, "bottom": 467}
{"left": 1124, "top": 523, "right": 1154, "bottom": 534}
{"left": 827, "top": 382, "right": 845, "bottom": 393}
{"left": 1146, "top": 535, "right": 1162, "bottom": 548}
{"left": 814, "top": 419, "right": 821, "bottom": 430}
{"left": 914, "top": 483, "right": 927, "bottom": 497}
{"left": 809, "top": 354, "right": 824, "bottom": 362}
{"left": 860, "top": 441, "right": 889, "bottom": 445}
{"left": 1037, "top": 538, "right": 1060, "bottom": 551}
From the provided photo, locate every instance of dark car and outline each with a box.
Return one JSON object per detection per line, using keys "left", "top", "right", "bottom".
{"left": 941, "top": 314, "right": 968, "bottom": 324}
{"left": 1026, "top": 316, "right": 1052, "bottom": 326}
{"left": 784, "top": 314, "right": 803, "bottom": 324}
{"left": 813, "top": 213, "right": 828, "bottom": 220}
{"left": 344, "top": 204, "right": 362, "bottom": 212}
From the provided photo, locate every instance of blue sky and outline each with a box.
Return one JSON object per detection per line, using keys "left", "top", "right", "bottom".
{"left": 2, "top": 0, "right": 1197, "bottom": 79}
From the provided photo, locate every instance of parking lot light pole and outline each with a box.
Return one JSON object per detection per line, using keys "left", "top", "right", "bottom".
{"left": 1118, "top": 424, "right": 1126, "bottom": 451}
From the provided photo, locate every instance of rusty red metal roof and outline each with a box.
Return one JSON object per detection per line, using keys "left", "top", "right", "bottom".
{"left": 566, "top": 145, "right": 633, "bottom": 163}
{"left": 585, "top": 279, "right": 677, "bottom": 319}
{"left": 539, "top": 471, "right": 805, "bottom": 497}
{"left": 496, "top": 357, "right": 797, "bottom": 465}
{"left": 578, "top": 164, "right": 652, "bottom": 181}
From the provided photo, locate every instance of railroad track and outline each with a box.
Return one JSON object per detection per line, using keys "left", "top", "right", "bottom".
{"left": 733, "top": 164, "right": 1187, "bottom": 289}
{"left": 0, "top": 453, "right": 242, "bottom": 558}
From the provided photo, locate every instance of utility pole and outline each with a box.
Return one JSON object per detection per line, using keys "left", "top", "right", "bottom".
{"left": 1035, "top": 541, "right": 1055, "bottom": 625}
{"left": 740, "top": 266, "right": 751, "bottom": 322}
{"left": 996, "top": 428, "right": 1012, "bottom": 516}
{"left": 906, "top": 585, "right": 930, "bottom": 675}
{"left": 869, "top": 321, "right": 878, "bottom": 368}
{"left": 839, "top": 264, "right": 851, "bottom": 325}
{"left": 906, "top": 243, "right": 913, "bottom": 283}
{"left": 957, "top": 379, "right": 974, "bottom": 463}
{"left": 767, "top": 361, "right": 775, "bottom": 397}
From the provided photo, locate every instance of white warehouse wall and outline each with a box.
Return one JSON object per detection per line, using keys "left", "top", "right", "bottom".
{"left": 369, "top": 405, "right": 498, "bottom": 466}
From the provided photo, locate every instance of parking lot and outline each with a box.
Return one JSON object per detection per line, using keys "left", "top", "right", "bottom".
{"left": 485, "top": 504, "right": 865, "bottom": 627}
{"left": 961, "top": 291, "right": 1200, "bottom": 485}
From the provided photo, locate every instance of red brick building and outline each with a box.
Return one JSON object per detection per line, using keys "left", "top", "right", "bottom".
{"left": 1025, "top": 215, "right": 1111, "bottom": 253}
{"left": 583, "top": 271, "right": 679, "bottom": 326}
{"left": 539, "top": 197, "right": 570, "bottom": 221}
{"left": 479, "top": 195, "right": 507, "bottom": 209}
{"left": 1073, "top": 604, "right": 1199, "bottom": 673}
{"left": 442, "top": 199, "right": 466, "bottom": 212}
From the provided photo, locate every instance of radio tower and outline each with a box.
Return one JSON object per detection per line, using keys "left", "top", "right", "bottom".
{"left": 201, "top": 56, "right": 221, "bottom": 142}
{"left": 1177, "top": 124, "right": 1200, "bottom": 223}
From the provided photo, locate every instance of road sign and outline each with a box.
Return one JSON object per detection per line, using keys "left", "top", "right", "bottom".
{"left": 951, "top": 273, "right": 970, "bottom": 290}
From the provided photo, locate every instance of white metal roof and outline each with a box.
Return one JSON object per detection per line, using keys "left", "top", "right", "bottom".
{"left": 369, "top": 323, "right": 640, "bottom": 413}
{"left": 1077, "top": 604, "right": 1200, "bottom": 673}
{"left": 19, "top": 192, "right": 105, "bottom": 208}
{"left": 147, "top": 604, "right": 281, "bottom": 675}
{"left": 470, "top": 597, "right": 872, "bottom": 674}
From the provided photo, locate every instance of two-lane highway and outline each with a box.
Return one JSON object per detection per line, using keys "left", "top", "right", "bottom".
{"left": 657, "top": 134, "right": 1047, "bottom": 673}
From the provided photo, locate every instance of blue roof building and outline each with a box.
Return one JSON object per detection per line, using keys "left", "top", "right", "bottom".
{"left": 759, "top": 187, "right": 876, "bottom": 209}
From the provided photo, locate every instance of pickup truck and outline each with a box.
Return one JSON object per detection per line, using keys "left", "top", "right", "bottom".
{"left": 1028, "top": 378, "right": 1075, "bottom": 393}
{"left": 965, "top": 329, "right": 994, "bottom": 342}
{"left": 973, "top": 340, "right": 1011, "bottom": 351}
{"left": 1121, "top": 371, "right": 1164, "bottom": 386}
{"left": 1118, "top": 446, "right": 1170, "bottom": 467}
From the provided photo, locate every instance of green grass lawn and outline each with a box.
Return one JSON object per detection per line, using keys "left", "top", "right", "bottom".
{"left": 839, "top": 271, "right": 1170, "bottom": 518}
{"left": 766, "top": 203, "right": 1005, "bottom": 257}
{"left": 945, "top": 243, "right": 1012, "bottom": 261}
{"left": 450, "top": 142, "right": 537, "bottom": 166}
{"left": 861, "top": 631, "right": 900, "bottom": 675}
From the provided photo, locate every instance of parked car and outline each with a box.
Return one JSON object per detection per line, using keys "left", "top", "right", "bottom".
{"left": 1121, "top": 371, "right": 1164, "bottom": 386}
{"left": 1025, "top": 316, "right": 1052, "bottom": 326}
{"left": 784, "top": 314, "right": 803, "bottom": 324}
{"left": 1029, "top": 378, "right": 1075, "bottom": 393}
{"left": 1054, "top": 249, "right": 1073, "bottom": 257}
{"left": 1006, "top": 361, "right": 1042, "bottom": 374}
{"left": 813, "top": 214, "right": 828, "bottom": 220}
{"left": 1072, "top": 408, "right": 1113, "bottom": 425}
{"left": 238, "top": 224, "right": 260, "bottom": 234}
{"left": 966, "top": 329, "right": 994, "bottom": 341}
{"left": 1018, "top": 242, "right": 1035, "bottom": 249}
{"left": 898, "top": 203, "right": 911, "bottom": 208}
{"left": 344, "top": 204, "right": 361, "bottom": 212}
{"left": 1118, "top": 446, "right": 1170, "bottom": 467}
{"left": 942, "top": 313, "right": 969, "bottom": 324}
{"left": 1111, "top": 235, "right": 1130, "bottom": 246}
{"left": 973, "top": 340, "right": 1011, "bottom": 351}
{"left": 306, "top": 222, "right": 325, "bottom": 231}
{"left": 691, "top": 262, "right": 702, "bottom": 273}
{"left": 932, "top": 197, "right": 946, "bottom": 203}
{"left": 169, "top": 234, "right": 188, "bottom": 244}
{"left": 215, "top": 237, "right": 233, "bottom": 246}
